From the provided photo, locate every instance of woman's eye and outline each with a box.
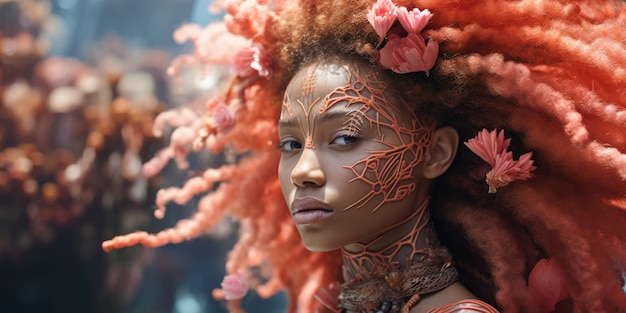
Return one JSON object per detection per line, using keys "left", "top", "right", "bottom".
{"left": 278, "top": 140, "right": 302, "bottom": 152}
{"left": 331, "top": 135, "right": 360, "bottom": 146}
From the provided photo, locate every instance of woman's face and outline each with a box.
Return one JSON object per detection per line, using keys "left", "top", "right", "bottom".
{"left": 278, "top": 60, "right": 433, "bottom": 252}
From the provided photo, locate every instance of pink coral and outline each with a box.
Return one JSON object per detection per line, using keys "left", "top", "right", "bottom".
{"left": 142, "top": 147, "right": 174, "bottom": 179}
{"left": 172, "top": 24, "right": 202, "bottom": 44}
{"left": 223, "top": 0, "right": 269, "bottom": 39}
{"left": 141, "top": 124, "right": 198, "bottom": 181}
{"left": 167, "top": 23, "right": 250, "bottom": 78}
{"left": 465, "top": 129, "right": 536, "bottom": 193}
{"left": 220, "top": 272, "right": 249, "bottom": 300}
{"left": 152, "top": 108, "right": 198, "bottom": 138}
{"left": 366, "top": 0, "right": 398, "bottom": 46}
{"left": 379, "top": 33, "right": 439, "bottom": 75}
{"left": 232, "top": 44, "right": 271, "bottom": 78}
{"left": 397, "top": 6, "right": 433, "bottom": 34}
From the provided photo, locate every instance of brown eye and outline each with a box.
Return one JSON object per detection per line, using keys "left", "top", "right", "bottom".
{"left": 278, "top": 140, "right": 302, "bottom": 152}
{"left": 331, "top": 135, "right": 360, "bottom": 146}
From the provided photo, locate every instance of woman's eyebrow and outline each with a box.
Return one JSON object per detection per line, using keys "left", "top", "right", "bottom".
{"left": 316, "top": 110, "right": 353, "bottom": 124}
{"left": 278, "top": 118, "right": 299, "bottom": 129}
{"left": 278, "top": 109, "right": 355, "bottom": 129}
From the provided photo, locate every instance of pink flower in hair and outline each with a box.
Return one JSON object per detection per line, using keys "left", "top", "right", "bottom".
{"left": 232, "top": 44, "right": 271, "bottom": 78}
{"left": 367, "top": 0, "right": 398, "bottom": 46}
{"left": 464, "top": 128, "right": 511, "bottom": 165}
{"left": 206, "top": 98, "right": 235, "bottom": 134}
{"left": 214, "top": 103, "right": 235, "bottom": 134}
{"left": 528, "top": 258, "right": 569, "bottom": 312}
{"left": 379, "top": 33, "right": 439, "bottom": 75}
{"left": 465, "top": 129, "right": 536, "bottom": 193}
{"left": 485, "top": 151, "right": 536, "bottom": 193}
{"left": 220, "top": 272, "right": 249, "bottom": 300}
{"left": 397, "top": 6, "right": 433, "bottom": 34}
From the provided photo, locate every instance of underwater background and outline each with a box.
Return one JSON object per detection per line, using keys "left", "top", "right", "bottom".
{"left": 0, "top": 1, "right": 285, "bottom": 312}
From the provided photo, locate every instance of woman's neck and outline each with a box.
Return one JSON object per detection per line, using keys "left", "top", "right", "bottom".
{"left": 341, "top": 198, "right": 440, "bottom": 283}
{"left": 337, "top": 198, "right": 460, "bottom": 313}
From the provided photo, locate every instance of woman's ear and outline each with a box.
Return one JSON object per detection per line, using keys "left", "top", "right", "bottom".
{"left": 422, "top": 126, "right": 459, "bottom": 179}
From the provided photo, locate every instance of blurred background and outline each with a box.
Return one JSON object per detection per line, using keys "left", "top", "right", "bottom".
{"left": 0, "top": 0, "right": 286, "bottom": 312}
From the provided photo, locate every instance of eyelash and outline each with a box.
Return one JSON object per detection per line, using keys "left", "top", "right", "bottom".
{"left": 277, "top": 129, "right": 361, "bottom": 152}
{"left": 331, "top": 134, "right": 361, "bottom": 146}
{"left": 277, "top": 140, "right": 302, "bottom": 152}
{"left": 331, "top": 129, "right": 361, "bottom": 146}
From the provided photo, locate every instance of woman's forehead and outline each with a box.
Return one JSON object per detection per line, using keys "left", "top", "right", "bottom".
{"left": 282, "top": 61, "right": 376, "bottom": 121}
{"left": 280, "top": 59, "right": 421, "bottom": 134}
{"left": 285, "top": 61, "right": 353, "bottom": 98}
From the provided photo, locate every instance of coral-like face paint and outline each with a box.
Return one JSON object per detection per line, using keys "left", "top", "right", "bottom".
{"left": 278, "top": 60, "right": 433, "bottom": 252}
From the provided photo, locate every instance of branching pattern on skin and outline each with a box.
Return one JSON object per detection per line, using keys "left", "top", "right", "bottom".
{"left": 320, "top": 67, "right": 433, "bottom": 213}
{"left": 342, "top": 199, "right": 432, "bottom": 280}
{"left": 283, "top": 65, "right": 432, "bottom": 212}
{"left": 301, "top": 69, "right": 317, "bottom": 96}
{"left": 282, "top": 67, "right": 322, "bottom": 149}
{"left": 282, "top": 96, "right": 320, "bottom": 149}
{"left": 338, "top": 199, "right": 459, "bottom": 312}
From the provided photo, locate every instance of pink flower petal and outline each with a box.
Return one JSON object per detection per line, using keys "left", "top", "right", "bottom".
{"left": 204, "top": 98, "right": 236, "bottom": 135}
{"left": 379, "top": 34, "right": 402, "bottom": 69}
{"left": 466, "top": 129, "right": 536, "bottom": 193}
{"left": 464, "top": 129, "right": 510, "bottom": 167}
{"left": 232, "top": 44, "right": 271, "bottom": 78}
{"left": 486, "top": 152, "right": 517, "bottom": 193}
{"left": 379, "top": 33, "right": 440, "bottom": 74}
{"left": 510, "top": 152, "right": 536, "bottom": 179}
{"left": 367, "top": 0, "right": 397, "bottom": 45}
{"left": 528, "top": 258, "right": 569, "bottom": 312}
{"left": 220, "top": 272, "right": 248, "bottom": 300}
{"left": 422, "top": 37, "right": 440, "bottom": 75}
{"left": 211, "top": 102, "right": 235, "bottom": 134}
{"left": 397, "top": 7, "right": 433, "bottom": 34}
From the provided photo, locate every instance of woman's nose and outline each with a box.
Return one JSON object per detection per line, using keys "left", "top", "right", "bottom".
{"left": 291, "top": 148, "right": 326, "bottom": 187}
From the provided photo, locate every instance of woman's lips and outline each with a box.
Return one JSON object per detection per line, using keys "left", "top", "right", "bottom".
{"left": 291, "top": 197, "right": 334, "bottom": 225}
{"left": 292, "top": 209, "right": 334, "bottom": 224}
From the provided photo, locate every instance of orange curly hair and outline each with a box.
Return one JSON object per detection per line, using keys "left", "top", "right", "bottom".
{"left": 103, "top": 0, "right": 626, "bottom": 312}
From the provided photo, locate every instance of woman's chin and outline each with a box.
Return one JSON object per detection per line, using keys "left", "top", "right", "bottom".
{"left": 301, "top": 239, "right": 343, "bottom": 253}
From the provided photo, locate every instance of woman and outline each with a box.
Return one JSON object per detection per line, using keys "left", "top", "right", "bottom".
{"left": 278, "top": 56, "right": 494, "bottom": 312}
{"left": 104, "top": 0, "right": 626, "bottom": 312}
